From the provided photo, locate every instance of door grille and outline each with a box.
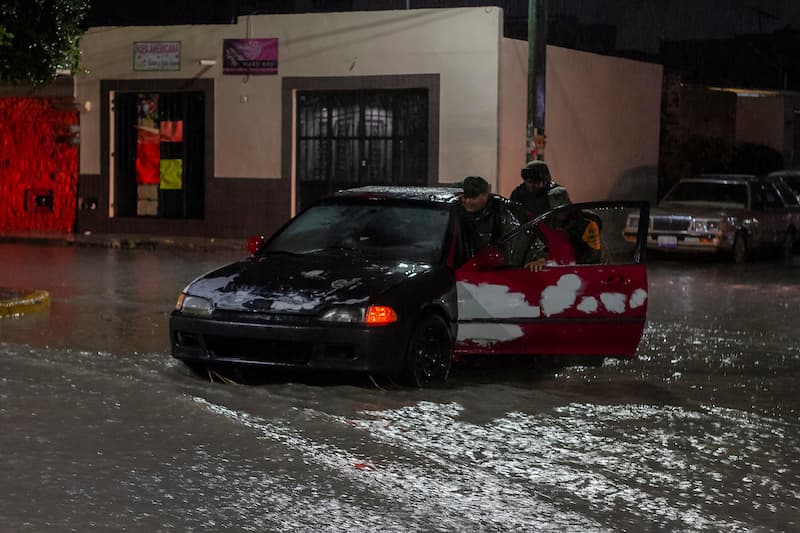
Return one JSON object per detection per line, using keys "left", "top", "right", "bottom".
{"left": 296, "top": 89, "right": 428, "bottom": 211}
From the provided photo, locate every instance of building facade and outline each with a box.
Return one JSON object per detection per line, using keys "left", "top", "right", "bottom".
{"left": 73, "top": 7, "right": 663, "bottom": 239}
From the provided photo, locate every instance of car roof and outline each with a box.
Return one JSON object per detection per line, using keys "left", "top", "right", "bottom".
{"left": 677, "top": 174, "right": 754, "bottom": 185}
{"left": 333, "top": 186, "right": 462, "bottom": 204}
{"left": 697, "top": 173, "right": 756, "bottom": 180}
{"left": 767, "top": 170, "right": 800, "bottom": 177}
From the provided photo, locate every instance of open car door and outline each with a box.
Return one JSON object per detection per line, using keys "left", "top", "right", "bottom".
{"left": 454, "top": 201, "right": 650, "bottom": 360}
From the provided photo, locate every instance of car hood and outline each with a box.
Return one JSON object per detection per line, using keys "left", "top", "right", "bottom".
{"left": 652, "top": 203, "right": 740, "bottom": 218}
{"left": 184, "top": 253, "right": 434, "bottom": 314}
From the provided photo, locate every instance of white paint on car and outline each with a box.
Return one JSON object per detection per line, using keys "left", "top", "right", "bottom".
{"left": 456, "top": 323, "right": 524, "bottom": 345}
{"left": 456, "top": 281, "right": 540, "bottom": 320}
{"left": 541, "top": 274, "right": 582, "bottom": 316}
{"left": 600, "top": 292, "right": 627, "bottom": 314}
{"left": 577, "top": 296, "right": 599, "bottom": 313}
{"left": 630, "top": 288, "right": 648, "bottom": 308}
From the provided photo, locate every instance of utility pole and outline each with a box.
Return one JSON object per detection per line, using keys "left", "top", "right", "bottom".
{"left": 527, "top": 0, "right": 547, "bottom": 162}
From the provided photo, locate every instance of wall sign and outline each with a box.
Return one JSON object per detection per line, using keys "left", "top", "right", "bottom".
{"left": 223, "top": 38, "right": 278, "bottom": 75}
{"left": 134, "top": 41, "right": 181, "bottom": 71}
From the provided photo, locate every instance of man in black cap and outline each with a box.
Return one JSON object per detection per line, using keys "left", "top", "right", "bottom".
{"left": 511, "top": 160, "right": 568, "bottom": 218}
{"left": 458, "top": 176, "right": 531, "bottom": 263}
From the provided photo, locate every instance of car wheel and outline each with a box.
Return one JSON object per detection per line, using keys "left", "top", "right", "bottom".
{"left": 403, "top": 314, "right": 452, "bottom": 388}
{"left": 783, "top": 229, "right": 795, "bottom": 259}
{"left": 184, "top": 361, "right": 209, "bottom": 378}
{"left": 733, "top": 232, "right": 748, "bottom": 264}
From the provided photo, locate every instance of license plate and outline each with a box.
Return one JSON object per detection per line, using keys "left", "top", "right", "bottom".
{"left": 657, "top": 235, "right": 678, "bottom": 248}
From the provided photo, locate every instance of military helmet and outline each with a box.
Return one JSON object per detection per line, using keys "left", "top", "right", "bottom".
{"left": 547, "top": 186, "right": 571, "bottom": 209}
{"left": 521, "top": 160, "right": 551, "bottom": 183}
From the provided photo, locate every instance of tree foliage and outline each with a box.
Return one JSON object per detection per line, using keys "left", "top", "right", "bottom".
{"left": 0, "top": 0, "right": 90, "bottom": 87}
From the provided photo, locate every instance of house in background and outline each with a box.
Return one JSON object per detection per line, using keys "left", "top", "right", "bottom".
{"left": 70, "top": 7, "right": 662, "bottom": 239}
{"left": 4, "top": 7, "right": 798, "bottom": 238}
{"left": 0, "top": 78, "right": 79, "bottom": 233}
{"left": 657, "top": 28, "right": 800, "bottom": 196}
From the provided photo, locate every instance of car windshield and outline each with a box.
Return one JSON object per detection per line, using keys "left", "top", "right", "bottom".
{"left": 661, "top": 181, "right": 748, "bottom": 208}
{"left": 780, "top": 175, "right": 800, "bottom": 195}
{"left": 261, "top": 201, "right": 450, "bottom": 262}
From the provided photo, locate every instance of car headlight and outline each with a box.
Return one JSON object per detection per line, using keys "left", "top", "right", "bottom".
{"left": 690, "top": 218, "right": 722, "bottom": 233}
{"left": 319, "top": 305, "right": 398, "bottom": 326}
{"left": 176, "top": 293, "right": 213, "bottom": 317}
{"left": 319, "top": 306, "right": 366, "bottom": 323}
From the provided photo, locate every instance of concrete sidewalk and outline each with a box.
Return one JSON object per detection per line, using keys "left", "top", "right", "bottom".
{"left": 0, "top": 231, "right": 249, "bottom": 251}
{"left": 1, "top": 232, "right": 249, "bottom": 316}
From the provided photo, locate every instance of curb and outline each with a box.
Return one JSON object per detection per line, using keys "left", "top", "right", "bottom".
{"left": 0, "top": 233, "right": 248, "bottom": 252}
{"left": 0, "top": 288, "right": 51, "bottom": 318}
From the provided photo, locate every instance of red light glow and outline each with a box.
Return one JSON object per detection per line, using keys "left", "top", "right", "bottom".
{"left": 365, "top": 306, "right": 398, "bottom": 326}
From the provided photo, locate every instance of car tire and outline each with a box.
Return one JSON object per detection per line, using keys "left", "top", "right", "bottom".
{"left": 184, "top": 361, "right": 209, "bottom": 378}
{"left": 403, "top": 313, "right": 452, "bottom": 388}
{"left": 733, "top": 232, "right": 748, "bottom": 264}
{"left": 783, "top": 229, "right": 795, "bottom": 259}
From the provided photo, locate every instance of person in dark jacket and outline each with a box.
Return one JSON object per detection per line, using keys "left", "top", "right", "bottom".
{"left": 510, "top": 160, "right": 567, "bottom": 218}
{"left": 457, "top": 176, "right": 531, "bottom": 264}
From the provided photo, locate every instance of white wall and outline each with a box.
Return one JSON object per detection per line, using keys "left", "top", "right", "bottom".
{"left": 497, "top": 38, "right": 528, "bottom": 197}
{"left": 499, "top": 43, "right": 663, "bottom": 203}
{"left": 545, "top": 46, "right": 663, "bottom": 203}
{"left": 76, "top": 8, "right": 503, "bottom": 184}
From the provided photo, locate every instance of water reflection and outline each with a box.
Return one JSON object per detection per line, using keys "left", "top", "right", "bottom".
{"left": 1, "top": 245, "right": 799, "bottom": 530}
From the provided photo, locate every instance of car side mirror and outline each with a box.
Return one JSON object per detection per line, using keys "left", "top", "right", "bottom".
{"left": 471, "top": 245, "right": 506, "bottom": 270}
{"left": 247, "top": 235, "right": 265, "bottom": 255}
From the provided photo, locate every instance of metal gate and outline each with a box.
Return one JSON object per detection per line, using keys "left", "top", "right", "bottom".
{"left": 113, "top": 91, "right": 205, "bottom": 218}
{"left": 296, "top": 89, "right": 428, "bottom": 211}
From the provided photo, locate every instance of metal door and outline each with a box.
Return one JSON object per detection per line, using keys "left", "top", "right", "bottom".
{"left": 296, "top": 90, "right": 428, "bottom": 211}
{"left": 113, "top": 91, "right": 204, "bottom": 218}
{"left": 454, "top": 202, "right": 650, "bottom": 359}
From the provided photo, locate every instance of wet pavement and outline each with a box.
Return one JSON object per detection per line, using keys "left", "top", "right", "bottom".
{"left": 0, "top": 242, "right": 798, "bottom": 531}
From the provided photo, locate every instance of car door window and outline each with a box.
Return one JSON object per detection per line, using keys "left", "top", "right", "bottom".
{"left": 764, "top": 184, "right": 784, "bottom": 209}
{"left": 774, "top": 181, "right": 800, "bottom": 206}
{"left": 750, "top": 184, "right": 765, "bottom": 210}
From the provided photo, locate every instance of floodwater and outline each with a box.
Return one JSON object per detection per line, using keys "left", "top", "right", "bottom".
{"left": 0, "top": 243, "right": 798, "bottom": 531}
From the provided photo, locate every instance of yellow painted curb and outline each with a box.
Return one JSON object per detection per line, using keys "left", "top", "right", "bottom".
{"left": 0, "top": 288, "right": 51, "bottom": 318}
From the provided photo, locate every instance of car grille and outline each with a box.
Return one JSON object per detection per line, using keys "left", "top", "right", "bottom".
{"left": 204, "top": 335, "right": 312, "bottom": 364}
{"left": 212, "top": 310, "right": 315, "bottom": 326}
{"left": 652, "top": 215, "right": 691, "bottom": 231}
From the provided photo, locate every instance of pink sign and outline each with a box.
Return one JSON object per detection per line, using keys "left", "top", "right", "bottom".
{"left": 223, "top": 38, "right": 278, "bottom": 75}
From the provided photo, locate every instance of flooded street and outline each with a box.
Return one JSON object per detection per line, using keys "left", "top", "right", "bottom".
{"left": 1, "top": 243, "right": 798, "bottom": 531}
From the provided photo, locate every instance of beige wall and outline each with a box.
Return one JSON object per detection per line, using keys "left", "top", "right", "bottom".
{"left": 499, "top": 44, "right": 663, "bottom": 203}
{"left": 736, "top": 95, "right": 785, "bottom": 153}
{"left": 76, "top": 8, "right": 503, "bottom": 184}
{"left": 544, "top": 46, "right": 663, "bottom": 203}
{"left": 497, "top": 38, "right": 528, "bottom": 197}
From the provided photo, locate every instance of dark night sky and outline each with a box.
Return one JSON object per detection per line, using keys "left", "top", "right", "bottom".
{"left": 546, "top": 0, "right": 800, "bottom": 53}
{"left": 86, "top": 0, "right": 800, "bottom": 54}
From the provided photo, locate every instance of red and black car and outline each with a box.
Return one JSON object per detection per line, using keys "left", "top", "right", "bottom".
{"left": 170, "top": 187, "right": 650, "bottom": 387}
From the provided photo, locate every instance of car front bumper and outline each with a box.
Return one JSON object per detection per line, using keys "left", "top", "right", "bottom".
{"left": 170, "top": 311, "right": 410, "bottom": 375}
{"left": 626, "top": 231, "right": 732, "bottom": 253}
